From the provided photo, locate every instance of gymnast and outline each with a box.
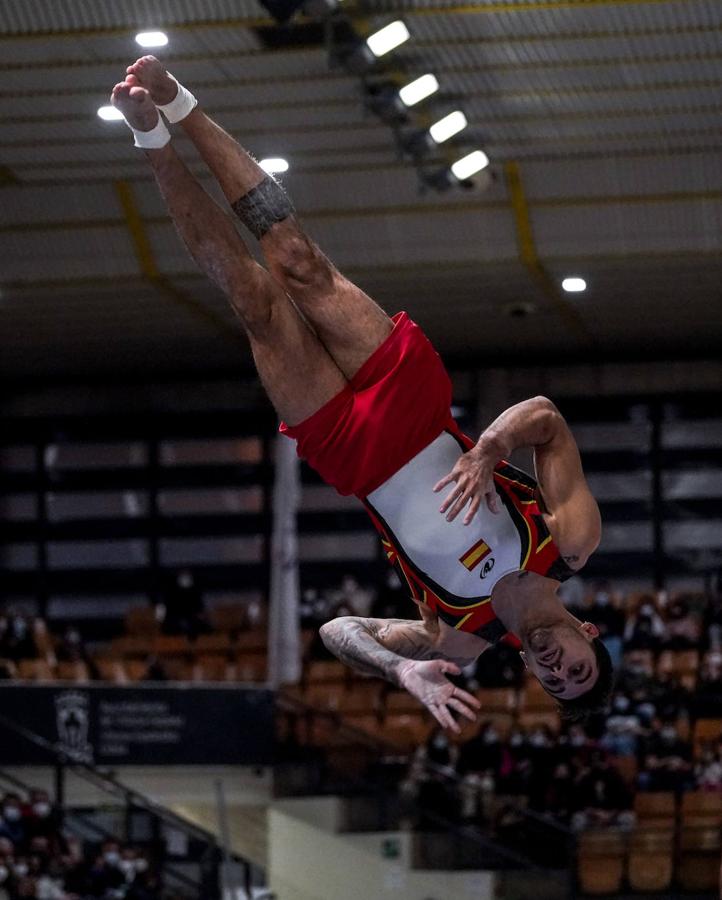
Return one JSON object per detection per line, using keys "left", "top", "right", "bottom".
{"left": 112, "top": 57, "right": 612, "bottom": 731}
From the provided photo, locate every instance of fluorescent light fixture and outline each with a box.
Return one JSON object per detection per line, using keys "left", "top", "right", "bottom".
{"left": 366, "top": 21, "right": 410, "bottom": 58}
{"left": 259, "top": 158, "right": 289, "bottom": 174}
{"left": 399, "top": 74, "right": 439, "bottom": 107}
{"left": 429, "top": 110, "right": 467, "bottom": 144}
{"left": 562, "top": 277, "right": 587, "bottom": 293}
{"left": 97, "top": 105, "right": 125, "bottom": 121}
{"left": 135, "top": 31, "right": 169, "bottom": 48}
{"left": 451, "top": 150, "right": 490, "bottom": 181}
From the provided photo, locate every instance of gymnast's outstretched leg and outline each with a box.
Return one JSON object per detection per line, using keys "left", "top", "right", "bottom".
{"left": 110, "top": 80, "right": 347, "bottom": 425}
{"left": 124, "top": 56, "right": 393, "bottom": 381}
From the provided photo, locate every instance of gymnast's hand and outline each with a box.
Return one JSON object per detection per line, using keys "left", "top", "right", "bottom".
{"left": 398, "top": 659, "right": 480, "bottom": 734}
{"left": 433, "top": 443, "right": 501, "bottom": 525}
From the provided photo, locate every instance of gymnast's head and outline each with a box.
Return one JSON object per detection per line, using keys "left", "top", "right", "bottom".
{"left": 519, "top": 619, "right": 614, "bottom": 723}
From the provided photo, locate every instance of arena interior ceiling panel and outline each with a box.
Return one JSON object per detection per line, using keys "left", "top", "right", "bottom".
{"left": 0, "top": 0, "right": 720, "bottom": 378}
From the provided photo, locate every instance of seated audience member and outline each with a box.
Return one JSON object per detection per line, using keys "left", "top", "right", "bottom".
{"left": 537, "top": 761, "right": 577, "bottom": 822}
{"left": 142, "top": 656, "right": 168, "bottom": 682}
{"left": 473, "top": 641, "right": 525, "bottom": 688}
{"left": 0, "top": 614, "right": 38, "bottom": 662}
{"left": 0, "top": 794, "right": 25, "bottom": 847}
{"left": 703, "top": 591, "right": 722, "bottom": 651}
{"left": 662, "top": 593, "right": 701, "bottom": 649}
{"left": 0, "top": 660, "right": 16, "bottom": 680}
{"left": 24, "top": 791, "right": 61, "bottom": 847}
{"left": 624, "top": 594, "right": 667, "bottom": 652}
{"left": 584, "top": 581, "right": 625, "bottom": 668}
{"left": 86, "top": 840, "right": 126, "bottom": 897}
{"left": 638, "top": 721, "right": 694, "bottom": 792}
{"left": 159, "top": 569, "right": 210, "bottom": 639}
{"left": 694, "top": 655, "right": 722, "bottom": 715}
{"left": 55, "top": 627, "right": 100, "bottom": 680}
{"left": 570, "top": 751, "right": 635, "bottom": 832}
{"left": 600, "top": 692, "right": 643, "bottom": 758}
{"left": 695, "top": 744, "right": 722, "bottom": 791}
{"left": 650, "top": 670, "right": 692, "bottom": 722}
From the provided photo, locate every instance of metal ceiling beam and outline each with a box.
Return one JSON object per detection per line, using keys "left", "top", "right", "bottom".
{"left": 4, "top": 47, "right": 722, "bottom": 100}
{"left": 0, "top": 0, "right": 690, "bottom": 42}
{"left": 4, "top": 189, "right": 722, "bottom": 236}
{"left": 504, "top": 160, "right": 595, "bottom": 347}
{"left": 2, "top": 22, "right": 719, "bottom": 71}
{"left": 2, "top": 100, "right": 720, "bottom": 149}
{"left": 113, "top": 180, "right": 243, "bottom": 346}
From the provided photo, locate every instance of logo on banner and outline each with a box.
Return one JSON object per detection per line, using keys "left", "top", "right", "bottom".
{"left": 55, "top": 691, "right": 93, "bottom": 763}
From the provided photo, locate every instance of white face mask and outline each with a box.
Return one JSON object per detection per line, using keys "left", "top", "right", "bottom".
{"left": 134, "top": 859, "right": 149, "bottom": 874}
{"left": 13, "top": 862, "right": 29, "bottom": 878}
{"left": 3, "top": 806, "right": 21, "bottom": 822}
{"left": 0, "top": 866, "right": 8, "bottom": 883}
{"left": 33, "top": 801, "right": 51, "bottom": 818}
{"left": 104, "top": 851, "right": 121, "bottom": 867}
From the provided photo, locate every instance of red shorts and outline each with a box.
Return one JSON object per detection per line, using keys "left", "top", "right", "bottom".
{"left": 280, "top": 312, "right": 462, "bottom": 497}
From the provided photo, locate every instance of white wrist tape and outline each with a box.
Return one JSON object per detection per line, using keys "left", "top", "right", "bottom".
{"left": 126, "top": 114, "right": 171, "bottom": 149}
{"left": 156, "top": 75, "right": 197, "bottom": 123}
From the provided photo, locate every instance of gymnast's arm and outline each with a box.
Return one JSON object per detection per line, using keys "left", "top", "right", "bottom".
{"left": 319, "top": 616, "right": 481, "bottom": 732}
{"left": 435, "top": 395, "right": 600, "bottom": 552}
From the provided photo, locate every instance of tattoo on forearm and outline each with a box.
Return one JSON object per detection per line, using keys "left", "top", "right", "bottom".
{"left": 320, "top": 617, "right": 476, "bottom": 684}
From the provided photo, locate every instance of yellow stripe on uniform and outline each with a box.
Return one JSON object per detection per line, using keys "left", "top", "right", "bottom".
{"left": 455, "top": 613, "right": 474, "bottom": 630}
{"left": 536, "top": 534, "right": 552, "bottom": 554}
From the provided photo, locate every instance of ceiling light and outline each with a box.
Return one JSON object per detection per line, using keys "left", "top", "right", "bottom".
{"left": 429, "top": 110, "right": 467, "bottom": 144}
{"left": 451, "top": 150, "right": 489, "bottom": 181}
{"left": 399, "top": 74, "right": 439, "bottom": 107}
{"left": 260, "top": 158, "right": 289, "bottom": 174}
{"left": 97, "top": 105, "right": 125, "bottom": 121}
{"left": 366, "top": 21, "right": 410, "bottom": 58}
{"left": 135, "top": 31, "right": 169, "bottom": 48}
{"left": 562, "top": 277, "right": 587, "bottom": 293}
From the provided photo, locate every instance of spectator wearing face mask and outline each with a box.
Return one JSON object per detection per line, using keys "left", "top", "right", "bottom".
{"left": 86, "top": 841, "right": 126, "bottom": 898}
{"left": 0, "top": 795, "right": 26, "bottom": 847}
{"left": 600, "top": 693, "right": 642, "bottom": 758}
{"left": 585, "top": 581, "right": 625, "bottom": 668}
{"left": 570, "top": 751, "right": 635, "bottom": 832}
{"left": 662, "top": 593, "right": 701, "bottom": 650}
{"left": 695, "top": 745, "right": 722, "bottom": 791}
{"left": 0, "top": 614, "right": 38, "bottom": 663}
{"left": 638, "top": 721, "right": 694, "bottom": 793}
{"left": 623, "top": 594, "right": 667, "bottom": 652}
{"left": 24, "top": 792, "right": 60, "bottom": 847}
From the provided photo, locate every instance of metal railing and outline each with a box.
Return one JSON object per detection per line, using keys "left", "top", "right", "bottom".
{"left": 0, "top": 711, "right": 256, "bottom": 899}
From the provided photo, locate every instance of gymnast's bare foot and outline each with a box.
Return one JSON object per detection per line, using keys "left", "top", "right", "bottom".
{"left": 126, "top": 56, "right": 177, "bottom": 105}
{"left": 111, "top": 81, "right": 159, "bottom": 132}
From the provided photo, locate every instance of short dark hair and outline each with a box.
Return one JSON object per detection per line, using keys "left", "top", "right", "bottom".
{"left": 555, "top": 637, "right": 614, "bottom": 724}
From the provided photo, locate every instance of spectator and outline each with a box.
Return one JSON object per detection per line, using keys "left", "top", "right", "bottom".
{"left": 638, "top": 722, "right": 694, "bottom": 792}
{"left": 0, "top": 794, "right": 25, "bottom": 847}
{"left": 600, "top": 693, "right": 643, "bottom": 758}
{"left": 474, "top": 641, "right": 524, "bottom": 688}
{"left": 662, "top": 594, "right": 701, "bottom": 649}
{"left": 55, "top": 628, "right": 100, "bottom": 680}
{"left": 570, "top": 752, "right": 635, "bottom": 831}
{"left": 158, "top": 569, "right": 209, "bottom": 639}
{"left": 86, "top": 840, "right": 126, "bottom": 898}
{"left": 694, "top": 655, "right": 722, "bottom": 716}
{"left": 24, "top": 791, "right": 61, "bottom": 848}
{"left": 0, "top": 614, "right": 37, "bottom": 662}
{"left": 623, "top": 594, "right": 666, "bottom": 652}
{"left": 695, "top": 745, "right": 722, "bottom": 791}
{"left": 585, "top": 581, "right": 625, "bottom": 668}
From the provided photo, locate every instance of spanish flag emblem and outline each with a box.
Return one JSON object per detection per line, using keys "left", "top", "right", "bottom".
{"left": 459, "top": 537, "right": 492, "bottom": 572}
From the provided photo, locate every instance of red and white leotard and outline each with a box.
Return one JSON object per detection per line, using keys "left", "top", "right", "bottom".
{"left": 281, "top": 313, "right": 575, "bottom": 643}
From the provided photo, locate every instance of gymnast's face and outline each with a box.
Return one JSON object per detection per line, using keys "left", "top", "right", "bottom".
{"left": 520, "top": 621, "right": 600, "bottom": 700}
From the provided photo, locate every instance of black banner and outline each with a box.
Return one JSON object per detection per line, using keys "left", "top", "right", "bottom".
{"left": 0, "top": 684, "right": 274, "bottom": 766}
